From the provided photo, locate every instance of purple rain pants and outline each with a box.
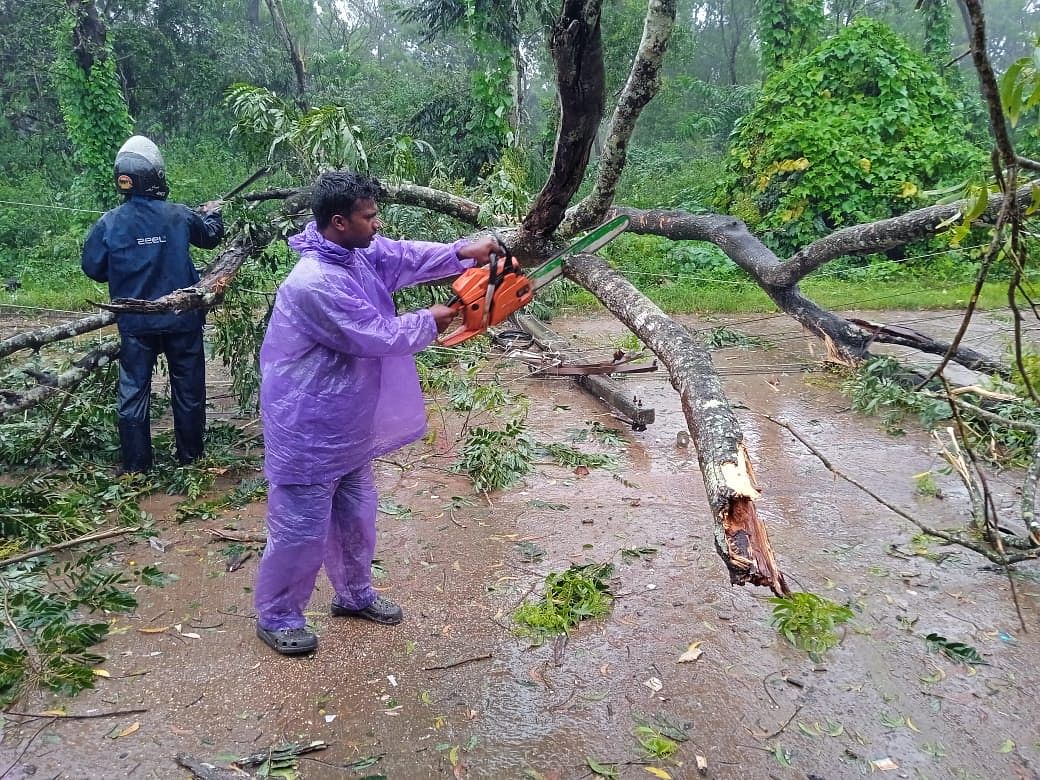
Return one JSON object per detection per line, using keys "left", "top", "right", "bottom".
{"left": 254, "top": 464, "right": 378, "bottom": 631}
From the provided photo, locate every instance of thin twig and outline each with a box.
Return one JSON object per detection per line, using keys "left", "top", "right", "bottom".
{"left": 0, "top": 527, "right": 137, "bottom": 568}
{"left": 1, "top": 707, "right": 147, "bottom": 720}
{"left": 26, "top": 390, "right": 75, "bottom": 462}
{"left": 765, "top": 416, "right": 1040, "bottom": 564}
{"left": 421, "top": 653, "right": 493, "bottom": 671}
{"left": 0, "top": 717, "right": 54, "bottom": 779}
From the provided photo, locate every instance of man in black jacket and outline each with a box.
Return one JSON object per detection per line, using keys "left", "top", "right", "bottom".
{"left": 81, "top": 135, "right": 225, "bottom": 473}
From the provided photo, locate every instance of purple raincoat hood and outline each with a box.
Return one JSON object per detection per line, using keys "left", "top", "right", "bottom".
{"left": 286, "top": 222, "right": 358, "bottom": 265}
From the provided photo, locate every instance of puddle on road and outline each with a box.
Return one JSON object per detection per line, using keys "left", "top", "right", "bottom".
{"left": 1, "top": 311, "right": 1037, "bottom": 779}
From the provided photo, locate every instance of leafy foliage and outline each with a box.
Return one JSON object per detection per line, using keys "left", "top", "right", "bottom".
{"left": 538, "top": 442, "right": 618, "bottom": 471}
{"left": 0, "top": 548, "right": 161, "bottom": 705}
{"left": 51, "top": 11, "right": 133, "bottom": 208}
{"left": 769, "top": 591, "right": 853, "bottom": 658}
{"left": 758, "top": 0, "right": 823, "bottom": 77}
{"left": 844, "top": 356, "right": 1040, "bottom": 465}
{"left": 699, "top": 326, "right": 773, "bottom": 350}
{"left": 513, "top": 562, "right": 614, "bottom": 640}
{"left": 719, "top": 18, "right": 982, "bottom": 255}
{"left": 924, "top": 632, "right": 986, "bottom": 665}
{"left": 456, "top": 416, "right": 534, "bottom": 493}
{"left": 225, "top": 83, "right": 367, "bottom": 175}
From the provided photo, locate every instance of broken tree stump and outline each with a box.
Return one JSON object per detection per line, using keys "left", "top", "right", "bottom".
{"left": 564, "top": 252, "right": 788, "bottom": 594}
{"left": 514, "top": 313, "right": 655, "bottom": 430}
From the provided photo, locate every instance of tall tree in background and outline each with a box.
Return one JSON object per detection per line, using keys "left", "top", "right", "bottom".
{"left": 53, "top": 0, "right": 132, "bottom": 207}
{"left": 398, "top": 0, "right": 554, "bottom": 155}
{"left": 757, "top": 0, "right": 824, "bottom": 78}
{"left": 919, "top": 0, "right": 963, "bottom": 90}
{"left": 264, "top": 0, "right": 308, "bottom": 105}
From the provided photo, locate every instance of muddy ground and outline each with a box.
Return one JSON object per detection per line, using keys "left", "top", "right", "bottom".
{"left": 1, "top": 309, "right": 1038, "bottom": 780}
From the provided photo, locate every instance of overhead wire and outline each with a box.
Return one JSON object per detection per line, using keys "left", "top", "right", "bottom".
{"left": 0, "top": 199, "right": 103, "bottom": 215}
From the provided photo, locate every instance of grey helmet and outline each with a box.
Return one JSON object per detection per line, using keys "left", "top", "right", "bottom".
{"left": 113, "top": 135, "right": 169, "bottom": 200}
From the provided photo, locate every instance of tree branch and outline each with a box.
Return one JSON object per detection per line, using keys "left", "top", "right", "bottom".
{"left": 98, "top": 232, "right": 263, "bottom": 315}
{"left": 565, "top": 251, "right": 788, "bottom": 593}
{"left": 0, "top": 527, "right": 137, "bottom": 568}
{"left": 775, "top": 181, "right": 1037, "bottom": 287}
{"left": 0, "top": 311, "right": 115, "bottom": 360}
{"left": 769, "top": 417, "right": 1040, "bottom": 564}
{"left": 564, "top": 0, "right": 676, "bottom": 233}
{"left": 0, "top": 342, "right": 119, "bottom": 420}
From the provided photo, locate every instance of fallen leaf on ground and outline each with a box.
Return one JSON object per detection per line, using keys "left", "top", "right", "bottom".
{"left": 871, "top": 758, "right": 898, "bottom": 771}
{"left": 138, "top": 626, "right": 169, "bottom": 634}
{"left": 677, "top": 642, "right": 703, "bottom": 663}
{"left": 643, "top": 768, "right": 671, "bottom": 779}
{"left": 695, "top": 755, "right": 708, "bottom": 774}
{"left": 91, "top": 668, "right": 111, "bottom": 678}
{"left": 109, "top": 721, "right": 140, "bottom": 739}
{"left": 180, "top": 632, "right": 202, "bottom": 640}
{"left": 643, "top": 676, "right": 663, "bottom": 693}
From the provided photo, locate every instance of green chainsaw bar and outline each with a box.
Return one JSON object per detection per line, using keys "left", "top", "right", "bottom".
{"left": 527, "top": 214, "right": 630, "bottom": 291}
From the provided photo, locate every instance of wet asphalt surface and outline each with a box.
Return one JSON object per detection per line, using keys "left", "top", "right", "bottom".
{"left": 0, "top": 310, "right": 1038, "bottom": 779}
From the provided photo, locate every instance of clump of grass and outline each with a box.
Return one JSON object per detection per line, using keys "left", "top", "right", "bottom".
{"left": 769, "top": 591, "right": 854, "bottom": 658}
{"left": 513, "top": 562, "right": 614, "bottom": 640}
{"left": 568, "top": 421, "right": 626, "bottom": 448}
{"left": 913, "top": 470, "right": 941, "bottom": 498}
{"left": 635, "top": 726, "right": 679, "bottom": 760}
{"left": 632, "top": 712, "right": 689, "bottom": 761}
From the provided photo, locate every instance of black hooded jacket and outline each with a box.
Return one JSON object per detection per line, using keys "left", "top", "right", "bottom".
{"left": 81, "top": 196, "right": 224, "bottom": 335}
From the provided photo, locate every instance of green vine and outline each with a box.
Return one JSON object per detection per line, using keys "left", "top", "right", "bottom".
{"left": 757, "top": 0, "right": 824, "bottom": 79}
{"left": 719, "top": 18, "right": 982, "bottom": 255}
{"left": 52, "top": 11, "right": 133, "bottom": 209}
{"left": 919, "top": 0, "right": 962, "bottom": 91}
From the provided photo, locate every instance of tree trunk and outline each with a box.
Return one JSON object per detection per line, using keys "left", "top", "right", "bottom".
{"left": 564, "top": 0, "right": 676, "bottom": 234}
{"left": 564, "top": 252, "right": 789, "bottom": 594}
{"left": 66, "top": 0, "right": 105, "bottom": 75}
{"left": 522, "top": 0, "right": 605, "bottom": 237}
{"left": 264, "top": 0, "right": 308, "bottom": 106}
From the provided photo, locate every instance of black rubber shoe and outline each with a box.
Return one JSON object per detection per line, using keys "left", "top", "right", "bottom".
{"left": 256, "top": 625, "right": 318, "bottom": 655}
{"left": 330, "top": 595, "right": 403, "bottom": 625}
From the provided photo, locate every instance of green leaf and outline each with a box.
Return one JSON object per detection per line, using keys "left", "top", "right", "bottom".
{"left": 586, "top": 757, "right": 619, "bottom": 778}
{"left": 924, "top": 633, "right": 986, "bottom": 665}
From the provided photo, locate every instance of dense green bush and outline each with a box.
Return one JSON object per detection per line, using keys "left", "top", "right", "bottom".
{"left": 717, "top": 18, "right": 984, "bottom": 256}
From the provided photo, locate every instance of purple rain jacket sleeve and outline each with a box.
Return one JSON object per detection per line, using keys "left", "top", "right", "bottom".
{"left": 259, "top": 223, "right": 472, "bottom": 485}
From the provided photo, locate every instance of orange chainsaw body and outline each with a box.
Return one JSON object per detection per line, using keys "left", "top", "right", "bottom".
{"left": 438, "top": 258, "right": 533, "bottom": 347}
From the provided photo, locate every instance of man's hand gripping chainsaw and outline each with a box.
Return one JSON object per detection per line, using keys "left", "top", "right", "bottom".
{"left": 438, "top": 215, "right": 630, "bottom": 347}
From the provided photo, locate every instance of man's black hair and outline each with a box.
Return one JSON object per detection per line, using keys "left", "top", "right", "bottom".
{"left": 311, "top": 170, "right": 382, "bottom": 230}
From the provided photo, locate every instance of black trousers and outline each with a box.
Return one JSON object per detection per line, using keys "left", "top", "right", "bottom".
{"left": 117, "top": 329, "right": 206, "bottom": 472}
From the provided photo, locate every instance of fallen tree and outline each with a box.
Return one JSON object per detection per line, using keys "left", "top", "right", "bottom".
{"left": 565, "top": 252, "right": 787, "bottom": 591}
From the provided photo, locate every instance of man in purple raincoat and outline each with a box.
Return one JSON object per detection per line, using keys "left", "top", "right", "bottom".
{"left": 254, "top": 170, "right": 500, "bottom": 655}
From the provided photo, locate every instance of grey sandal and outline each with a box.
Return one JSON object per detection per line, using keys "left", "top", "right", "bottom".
{"left": 256, "top": 625, "right": 317, "bottom": 656}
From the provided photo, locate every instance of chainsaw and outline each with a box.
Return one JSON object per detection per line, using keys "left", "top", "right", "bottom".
{"left": 438, "top": 215, "right": 630, "bottom": 347}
